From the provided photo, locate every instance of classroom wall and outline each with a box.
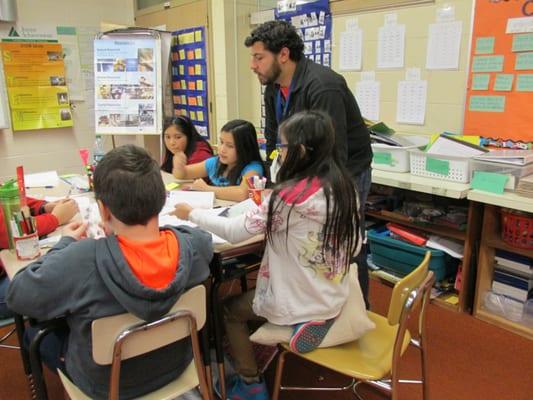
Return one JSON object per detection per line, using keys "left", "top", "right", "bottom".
{"left": 0, "top": 0, "right": 135, "bottom": 181}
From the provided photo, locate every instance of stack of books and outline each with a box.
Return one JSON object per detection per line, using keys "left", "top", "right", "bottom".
{"left": 516, "top": 174, "right": 533, "bottom": 198}
{"left": 491, "top": 250, "right": 533, "bottom": 304}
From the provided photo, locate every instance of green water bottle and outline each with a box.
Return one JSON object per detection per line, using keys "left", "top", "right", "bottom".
{"left": 0, "top": 180, "right": 21, "bottom": 250}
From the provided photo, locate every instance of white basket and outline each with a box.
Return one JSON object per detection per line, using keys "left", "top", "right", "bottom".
{"left": 409, "top": 150, "right": 471, "bottom": 183}
{"left": 371, "top": 144, "right": 418, "bottom": 172}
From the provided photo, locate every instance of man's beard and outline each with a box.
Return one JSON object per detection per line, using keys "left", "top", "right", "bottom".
{"left": 258, "top": 60, "right": 282, "bottom": 85}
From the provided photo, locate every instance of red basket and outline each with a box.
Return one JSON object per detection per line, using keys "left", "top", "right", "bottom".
{"left": 500, "top": 209, "right": 533, "bottom": 250}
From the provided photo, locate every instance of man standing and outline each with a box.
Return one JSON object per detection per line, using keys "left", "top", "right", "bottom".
{"left": 245, "top": 20, "right": 373, "bottom": 306}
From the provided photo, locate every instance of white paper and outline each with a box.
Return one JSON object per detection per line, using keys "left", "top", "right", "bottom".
{"left": 406, "top": 67, "right": 421, "bottom": 81}
{"left": 377, "top": 24, "right": 405, "bottom": 69}
{"left": 436, "top": 4, "right": 455, "bottom": 23}
{"left": 339, "top": 29, "right": 363, "bottom": 71}
{"left": 426, "top": 235, "right": 464, "bottom": 259}
{"left": 24, "top": 171, "right": 60, "bottom": 188}
{"left": 396, "top": 80, "right": 427, "bottom": 125}
{"left": 163, "top": 191, "right": 215, "bottom": 212}
{"left": 158, "top": 213, "right": 227, "bottom": 244}
{"left": 0, "top": 60, "right": 10, "bottom": 128}
{"left": 426, "top": 136, "right": 486, "bottom": 157}
{"left": 361, "top": 71, "right": 375, "bottom": 81}
{"left": 355, "top": 80, "right": 380, "bottom": 121}
{"left": 506, "top": 16, "right": 533, "bottom": 34}
{"left": 426, "top": 21, "right": 462, "bottom": 70}
{"left": 385, "top": 13, "right": 397, "bottom": 26}
{"left": 345, "top": 17, "right": 358, "bottom": 31}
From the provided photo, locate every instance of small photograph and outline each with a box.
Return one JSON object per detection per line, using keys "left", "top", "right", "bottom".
{"left": 125, "top": 58, "right": 138, "bottom": 72}
{"left": 110, "top": 85, "right": 124, "bottom": 100}
{"left": 139, "top": 75, "right": 153, "bottom": 87}
{"left": 96, "top": 59, "right": 115, "bottom": 72}
{"left": 47, "top": 51, "right": 62, "bottom": 61}
{"left": 139, "top": 103, "right": 154, "bottom": 126}
{"left": 125, "top": 114, "right": 140, "bottom": 127}
{"left": 57, "top": 92, "right": 69, "bottom": 105}
{"left": 98, "top": 114, "right": 110, "bottom": 127}
{"left": 60, "top": 109, "right": 72, "bottom": 121}
{"left": 113, "top": 58, "right": 126, "bottom": 72}
{"left": 97, "top": 84, "right": 112, "bottom": 99}
{"left": 109, "top": 114, "right": 123, "bottom": 127}
{"left": 50, "top": 76, "right": 66, "bottom": 86}
{"left": 137, "top": 48, "right": 154, "bottom": 71}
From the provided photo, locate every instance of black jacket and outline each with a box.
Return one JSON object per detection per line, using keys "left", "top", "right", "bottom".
{"left": 264, "top": 58, "right": 372, "bottom": 177}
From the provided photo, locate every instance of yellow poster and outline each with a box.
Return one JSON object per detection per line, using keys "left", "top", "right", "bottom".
{"left": 1, "top": 41, "right": 72, "bottom": 131}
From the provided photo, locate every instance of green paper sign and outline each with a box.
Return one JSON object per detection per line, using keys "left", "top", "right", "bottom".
{"left": 516, "top": 74, "right": 533, "bottom": 91}
{"left": 512, "top": 33, "right": 533, "bottom": 53}
{"left": 475, "top": 37, "right": 495, "bottom": 55}
{"left": 472, "top": 74, "right": 490, "bottom": 90}
{"left": 469, "top": 95, "right": 506, "bottom": 112}
{"left": 373, "top": 152, "right": 393, "bottom": 165}
{"left": 493, "top": 74, "right": 514, "bottom": 91}
{"left": 472, "top": 55, "right": 504, "bottom": 72}
{"left": 426, "top": 157, "right": 449, "bottom": 176}
{"left": 515, "top": 52, "right": 533, "bottom": 70}
{"left": 472, "top": 171, "right": 508, "bottom": 194}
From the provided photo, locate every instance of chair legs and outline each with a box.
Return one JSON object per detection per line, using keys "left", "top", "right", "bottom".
{"left": 271, "top": 348, "right": 287, "bottom": 400}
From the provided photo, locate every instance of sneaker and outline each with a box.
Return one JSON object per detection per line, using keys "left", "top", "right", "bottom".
{"left": 222, "top": 374, "right": 269, "bottom": 400}
{"left": 289, "top": 319, "right": 335, "bottom": 353}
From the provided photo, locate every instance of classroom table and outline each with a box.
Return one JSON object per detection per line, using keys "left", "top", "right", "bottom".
{"left": 1, "top": 173, "right": 265, "bottom": 400}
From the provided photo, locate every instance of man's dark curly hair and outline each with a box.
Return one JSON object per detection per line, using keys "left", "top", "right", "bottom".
{"left": 244, "top": 20, "right": 304, "bottom": 62}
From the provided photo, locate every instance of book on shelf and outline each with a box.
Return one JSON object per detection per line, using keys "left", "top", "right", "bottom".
{"left": 492, "top": 281, "right": 528, "bottom": 302}
{"left": 493, "top": 269, "right": 529, "bottom": 291}
{"left": 495, "top": 262, "right": 533, "bottom": 280}
{"left": 494, "top": 250, "right": 533, "bottom": 276}
{"left": 516, "top": 174, "right": 533, "bottom": 198}
{"left": 474, "top": 149, "right": 533, "bottom": 166}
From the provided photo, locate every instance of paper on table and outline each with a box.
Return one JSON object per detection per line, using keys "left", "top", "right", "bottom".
{"left": 165, "top": 191, "right": 214, "bottom": 209}
{"left": 24, "top": 171, "right": 60, "bottom": 187}
{"left": 158, "top": 213, "right": 227, "bottom": 244}
{"left": 426, "top": 135, "right": 486, "bottom": 157}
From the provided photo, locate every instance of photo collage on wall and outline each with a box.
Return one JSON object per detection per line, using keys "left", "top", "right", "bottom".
{"left": 171, "top": 27, "right": 209, "bottom": 138}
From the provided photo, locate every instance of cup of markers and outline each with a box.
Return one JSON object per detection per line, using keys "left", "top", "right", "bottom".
{"left": 247, "top": 176, "right": 267, "bottom": 206}
{"left": 11, "top": 210, "right": 40, "bottom": 261}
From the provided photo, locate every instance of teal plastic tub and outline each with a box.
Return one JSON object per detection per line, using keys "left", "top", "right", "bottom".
{"left": 367, "top": 228, "right": 458, "bottom": 281}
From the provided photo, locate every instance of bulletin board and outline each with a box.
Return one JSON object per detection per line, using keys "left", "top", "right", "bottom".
{"left": 171, "top": 26, "right": 209, "bottom": 139}
{"left": 463, "top": 0, "right": 533, "bottom": 142}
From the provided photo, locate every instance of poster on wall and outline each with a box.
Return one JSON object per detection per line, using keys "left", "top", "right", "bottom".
{"left": 463, "top": 0, "right": 533, "bottom": 144}
{"left": 1, "top": 41, "right": 73, "bottom": 131}
{"left": 93, "top": 37, "right": 160, "bottom": 135}
{"left": 171, "top": 26, "right": 209, "bottom": 138}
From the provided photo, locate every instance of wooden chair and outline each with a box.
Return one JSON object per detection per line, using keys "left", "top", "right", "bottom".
{"left": 272, "top": 251, "right": 434, "bottom": 400}
{"left": 57, "top": 285, "right": 212, "bottom": 400}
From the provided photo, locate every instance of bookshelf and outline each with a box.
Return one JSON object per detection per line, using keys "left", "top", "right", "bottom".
{"left": 370, "top": 170, "right": 482, "bottom": 313}
{"left": 467, "top": 191, "right": 533, "bottom": 339}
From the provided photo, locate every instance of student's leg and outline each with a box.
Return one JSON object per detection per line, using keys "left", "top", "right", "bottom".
{"left": 353, "top": 167, "right": 372, "bottom": 309}
{"left": 223, "top": 289, "right": 266, "bottom": 379}
{"left": 0, "top": 276, "right": 14, "bottom": 319}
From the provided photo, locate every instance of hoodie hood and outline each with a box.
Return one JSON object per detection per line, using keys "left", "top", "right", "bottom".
{"left": 95, "top": 225, "right": 212, "bottom": 321}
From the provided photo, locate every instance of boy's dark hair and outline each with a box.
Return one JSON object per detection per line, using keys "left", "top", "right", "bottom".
{"left": 266, "top": 111, "right": 360, "bottom": 272}
{"left": 216, "top": 119, "right": 264, "bottom": 185}
{"left": 244, "top": 20, "right": 304, "bottom": 62}
{"left": 94, "top": 145, "right": 166, "bottom": 225}
{"left": 161, "top": 115, "right": 213, "bottom": 173}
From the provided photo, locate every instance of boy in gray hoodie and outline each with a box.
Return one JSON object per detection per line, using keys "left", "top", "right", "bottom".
{"left": 7, "top": 144, "right": 213, "bottom": 399}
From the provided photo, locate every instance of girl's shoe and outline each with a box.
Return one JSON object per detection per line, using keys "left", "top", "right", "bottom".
{"left": 220, "top": 374, "right": 269, "bottom": 400}
{"left": 289, "top": 318, "right": 335, "bottom": 353}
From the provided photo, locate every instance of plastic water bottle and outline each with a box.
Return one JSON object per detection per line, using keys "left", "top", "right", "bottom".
{"left": 93, "top": 135, "right": 105, "bottom": 164}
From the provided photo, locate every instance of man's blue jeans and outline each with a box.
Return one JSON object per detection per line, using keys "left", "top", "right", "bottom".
{"left": 353, "top": 167, "right": 371, "bottom": 309}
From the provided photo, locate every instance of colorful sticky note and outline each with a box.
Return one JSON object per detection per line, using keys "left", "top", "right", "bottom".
{"left": 195, "top": 30, "right": 202, "bottom": 42}
{"left": 472, "top": 74, "right": 490, "bottom": 90}
{"left": 469, "top": 95, "right": 506, "bottom": 112}
{"left": 181, "top": 80, "right": 186, "bottom": 88}
{"left": 187, "top": 50, "right": 195, "bottom": 60}
{"left": 188, "top": 66, "right": 195, "bottom": 75}
{"left": 493, "top": 74, "right": 514, "bottom": 91}
{"left": 195, "top": 48, "right": 203, "bottom": 59}
{"left": 172, "top": 81, "right": 180, "bottom": 90}
{"left": 471, "top": 171, "right": 508, "bottom": 194}
{"left": 190, "top": 111, "right": 197, "bottom": 120}
{"left": 165, "top": 182, "right": 180, "bottom": 191}
{"left": 197, "top": 96, "right": 203, "bottom": 107}
{"left": 515, "top": 52, "right": 533, "bottom": 70}
{"left": 179, "top": 49, "right": 185, "bottom": 60}
{"left": 179, "top": 65, "right": 185, "bottom": 75}
{"left": 197, "top": 110, "right": 204, "bottom": 122}
{"left": 197, "top": 80, "right": 204, "bottom": 91}
{"left": 373, "top": 152, "right": 393, "bottom": 165}
{"left": 188, "top": 96, "right": 197, "bottom": 106}
{"left": 186, "top": 32, "right": 195, "bottom": 44}
{"left": 173, "top": 95, "right": 180, "bottom": 104}
{"left": 512, "top": 33, "right": 533, "bottom": 52}
{"left": 188, "top": 81, "right": 196, "bottom": 90}
{"left": 475, "top": 37, "right": 495, "bottom": 55}
{"left": 516, "top": 74, "right": 533, "bottom": 91}
{"left": 472, "top": 55, "right": 504, "bottom": 72}
{"left": 181, "top": 95, "right": 186, "bottom": 104}
{"left": 426, "top": 157, "right": 449, "bottom": 176}
{"left": 195, "top": 64, "right": 202, "bottom": 75}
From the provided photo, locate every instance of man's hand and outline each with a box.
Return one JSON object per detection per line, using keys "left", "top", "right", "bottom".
{"left": 62, "top": 221, "right": 88, "bottom": 241}
{"left": 171, "top": 203, "right": 193, "bottom": 220}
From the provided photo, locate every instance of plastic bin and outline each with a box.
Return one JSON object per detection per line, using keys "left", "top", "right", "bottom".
{"left": 409, "top": 149, "right": 471, "bottom": 183}
{"left": 470, "top": 159, "right": 533, "bottom": 190}
{"left": 371, "top": 136, "right": 429, "bottom": 172}
{"left": 367, "top": 228, "right": 458, "bottom": 281}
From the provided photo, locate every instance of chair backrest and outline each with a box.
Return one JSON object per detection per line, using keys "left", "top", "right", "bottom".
{"left": 91, "top": 285, "right": 206, "bottom": 365}
{"left": 387, "top": 251, "right": 431, "bottom": 326}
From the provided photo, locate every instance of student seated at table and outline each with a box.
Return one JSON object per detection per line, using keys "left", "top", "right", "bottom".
{"left": 0, "top": 196, "right": 78, "bottom": 319}
{"left": 172, "top": 119, "right": 264, "bottom": 202}
{"left": 160, "top": 115, "right": 213, "bottom": 172}
{"left": 7, "top": 145, "right": 212, "bottom": 400}
{"left": 173, "top": 111, "right": 362, "bottom": 400}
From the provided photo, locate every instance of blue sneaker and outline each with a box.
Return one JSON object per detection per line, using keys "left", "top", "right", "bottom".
{"left": 289, "top": 319, "right": 335, "bottom": 353}
{"left": 223, "top": 374, "right": 269, "bottom": 400}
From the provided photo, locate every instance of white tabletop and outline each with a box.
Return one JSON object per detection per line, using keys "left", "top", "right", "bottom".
{"left": 467, "top": 190, "right": 533, "bottom": 213}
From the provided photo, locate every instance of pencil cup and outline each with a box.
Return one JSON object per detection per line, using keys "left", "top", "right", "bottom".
{"left": 13, "top": 231, "right": 40, "bottom": 261}
{"left": 248, "top": 188, "right": 264, "bottom": 206}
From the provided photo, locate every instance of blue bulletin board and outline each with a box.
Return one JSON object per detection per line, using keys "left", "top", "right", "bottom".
{"left": 171, "top": 26, "right": 209, "bottom": 138}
